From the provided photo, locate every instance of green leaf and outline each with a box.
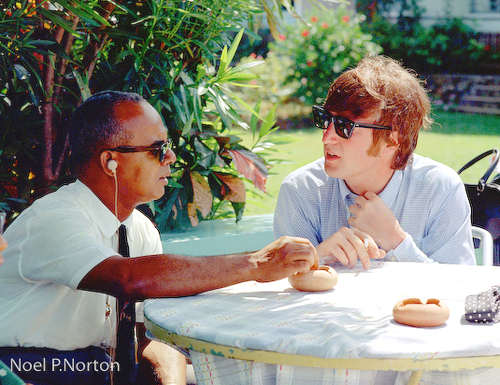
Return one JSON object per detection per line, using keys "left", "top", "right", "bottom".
{"left": 231, "top": 202, "right": 245, "bottom": 222}
{"left": 36, "top": 8, "right": 80, "bottom": 37}
{"left": 219, "top": 71, "right": 256, "bottom": 83}
{"left": 182, "top": 112, "right": 194, "bottom": 136}
{"left": 193, "top": 138, "right": 215, "bottom": 169}
{"left": 259, "top": 105, "right": 278, "bottom": 139}
{"left": 226, "top": 29, "right": 245, "bottom": 66}
{"left": 217, "top": 46, "right": 229, "bottom": 78}
{"left": 73, "top": 71, "right": 91, "bottom": 101}
{"left": 250, "top": 101, "right": 261, "bottom": 138}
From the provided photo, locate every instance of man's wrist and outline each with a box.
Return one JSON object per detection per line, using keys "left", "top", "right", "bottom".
{"left": 381, "top": 223, "right": 407, "bottom": 251}
{"left": 246, "top": 249, "right": 268, "bottom": 281}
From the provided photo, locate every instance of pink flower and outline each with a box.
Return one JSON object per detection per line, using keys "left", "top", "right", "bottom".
{"left": 321, "top": 22, "right": 329, "bottom": 29}
{"left": 311, "top": 16, "right": 318, "bottom": 23}
{"left": 278, "top": 34, "right": 286, "bottom": 41}
{"left": 257, "top": 55, "right": 263, "bottom": 60}
{"left": 342, "top": 15, "right": 350, "bottom": 23}
{"left": 301, "top": 30, "right": 310, "bottom": 37}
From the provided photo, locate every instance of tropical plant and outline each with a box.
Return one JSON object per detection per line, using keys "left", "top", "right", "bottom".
{"left": 268, "top": 6, "right": 382, "bottom": 106}
{"left": 0, "top": 0, "right": 296, "bottom": 229}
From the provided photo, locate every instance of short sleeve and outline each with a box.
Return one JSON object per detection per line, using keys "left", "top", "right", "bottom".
{"left": 9, "top": 206, "right": 116, "bottom": 290}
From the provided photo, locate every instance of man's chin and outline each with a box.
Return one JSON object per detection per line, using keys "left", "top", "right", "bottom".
{"left": 323, "top": 164, "right": 341, "bottom": 179}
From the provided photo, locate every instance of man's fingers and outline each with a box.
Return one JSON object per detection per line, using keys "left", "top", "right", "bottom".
{"left": 288, "top": 260, "right": 314, "bottom": 274}
{"left": 354, "top": 195, "right": 368, "bottom": 206}
{"left": 345, "top": 230, "right": 370, "bottom": 269}
{"left": 336, "top": 235, "right": 357, "bottom": 266}
{"left": 283, "top": 240, "right": 317, "bottom": 266}
{"left": 330, "top": 245, "right": 349, "bottom": 265}
{"left": 352, "top": 228, "right": 385, "bottom": 262}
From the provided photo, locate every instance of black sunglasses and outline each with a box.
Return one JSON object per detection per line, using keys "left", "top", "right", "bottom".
{"left": 103, "top": 139, "right": 173, "bottom": 163}
{"left": 312, "top": 105, "right": 391, "bottom": 139}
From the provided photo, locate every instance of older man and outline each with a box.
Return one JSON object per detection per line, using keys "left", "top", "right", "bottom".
{"left": 0, "top": 91, "right": 316, "bottom": 385}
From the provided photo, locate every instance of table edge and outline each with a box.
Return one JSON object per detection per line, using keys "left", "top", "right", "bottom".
{"left": 144, "top": 316, "right": 500, "bottom": 371}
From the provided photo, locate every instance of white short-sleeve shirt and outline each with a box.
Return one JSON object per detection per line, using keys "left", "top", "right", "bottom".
{"left": 0, "top": 180, "right": 163, "bottom": 350}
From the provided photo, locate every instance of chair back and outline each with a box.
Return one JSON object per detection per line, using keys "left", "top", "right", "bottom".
{"left": 472, "top": 226, "right": 494, "bottom": 266}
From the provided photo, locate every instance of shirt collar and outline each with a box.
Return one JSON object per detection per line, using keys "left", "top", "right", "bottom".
{"left": 74, "top": 179, "right": 123, "bottom": 238}
{"left": 338, "top": 170, "right": 403, "bottom": 208}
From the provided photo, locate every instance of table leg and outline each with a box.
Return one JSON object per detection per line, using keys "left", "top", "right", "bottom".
{"left": 408, "top": 370, "right": 422, "bottom": 385}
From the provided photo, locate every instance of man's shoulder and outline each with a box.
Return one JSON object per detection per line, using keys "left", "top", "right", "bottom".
{"left": 8, "top": 181, "right": 100, "bottom": 237}
{"left": 409, "top": 154, "right": 463, "bottom": 188}
{"left": 282, "top": 158, "right": 331, "bottom": 189}
{"left": 20, "top": 182, "right": 83, "bottom": 219}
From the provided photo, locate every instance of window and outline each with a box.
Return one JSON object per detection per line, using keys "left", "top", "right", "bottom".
{"left": 471, "top": 0, "right": 500, "bottom": 12}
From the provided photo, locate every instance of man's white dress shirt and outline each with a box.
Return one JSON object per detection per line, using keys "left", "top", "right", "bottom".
{"left": 0, "top": 180, "right": 162, "bottom": 350}
{"left": 274, "top": 154, "right": 475, "bottom": 265}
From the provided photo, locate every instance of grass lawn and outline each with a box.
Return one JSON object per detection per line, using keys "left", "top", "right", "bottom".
{"left": 238, "top": 110, "right": 500, "bottom": 216}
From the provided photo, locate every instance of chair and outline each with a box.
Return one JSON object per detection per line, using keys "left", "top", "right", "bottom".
{"left": 472, "top": 226, "right": 494, "bottom": 266}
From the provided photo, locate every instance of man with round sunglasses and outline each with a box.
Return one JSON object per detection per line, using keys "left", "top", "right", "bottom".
{"left": 274, "top": 56, "right": 475, "bottom": 271}
{"left": 0, "top": 91, "right": 317, "bottom": 385}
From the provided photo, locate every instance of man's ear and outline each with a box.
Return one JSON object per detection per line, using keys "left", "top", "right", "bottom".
{"left": 387, "top": 130, "right": 399, "bottom": 147}
{"left": 100, "top": 151, "right": 116, "bottom": 177}
{"left": 381, "top": 131, "right": 399, "bottom": 158}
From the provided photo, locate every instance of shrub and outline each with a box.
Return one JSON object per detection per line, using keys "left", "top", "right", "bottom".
{"left": 0, "top": 0, "right": 286, "bottom": 229}
{"left": 269, "top": 7, "right": 382, "bottom": 106}
{"left": 364, "top": 16, "right": 498, "bottom": 74}
{"left": 230, "top": 51, "right": 311, "bottom": 121}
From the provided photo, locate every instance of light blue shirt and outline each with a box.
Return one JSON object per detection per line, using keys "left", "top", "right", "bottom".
{"left": 274, "top": 154, "right": 475, "bottom": 265}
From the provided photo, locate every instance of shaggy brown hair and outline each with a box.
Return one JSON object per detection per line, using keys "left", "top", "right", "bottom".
{"left": 323, "top": 56, "right": 432, "bottom": 169}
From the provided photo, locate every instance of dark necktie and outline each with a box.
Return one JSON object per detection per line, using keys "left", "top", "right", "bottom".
{"left": 115, "top": 224, "right": 137, "bottom": 385}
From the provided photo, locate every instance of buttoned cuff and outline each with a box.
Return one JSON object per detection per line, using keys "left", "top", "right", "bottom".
{"left": 385, "top": 233, "right": 433, "bottom": 263}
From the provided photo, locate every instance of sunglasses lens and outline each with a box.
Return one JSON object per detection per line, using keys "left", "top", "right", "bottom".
{"left": 312, "top": 108, "right": 322, "bottom": 129}
{"left": 159, "top": 143, "right": 167, "bottom": 162}
{"left": 334, "top": 117, "right": 353, "bottom": 139}
{"left": 313, "top": 107, "right": 332, "bottom": 130}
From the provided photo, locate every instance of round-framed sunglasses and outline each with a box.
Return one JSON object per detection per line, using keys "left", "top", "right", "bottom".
{"left": 103, "top": 139, "right": 173, "bottom": 163}
{"left": 312, "top": 105, "right": 391, "bottom": 139}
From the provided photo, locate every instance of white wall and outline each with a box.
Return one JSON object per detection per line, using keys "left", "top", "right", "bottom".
{"left": 296, "top": 0, "right": 500, "bottom": 33}
{"left": 418, "top": 0, "right": 500, "bottom": 33}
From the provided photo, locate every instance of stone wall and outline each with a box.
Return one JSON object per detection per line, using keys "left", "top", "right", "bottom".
{"left": 427, "top": 74, "right": 500, "bottom": 115}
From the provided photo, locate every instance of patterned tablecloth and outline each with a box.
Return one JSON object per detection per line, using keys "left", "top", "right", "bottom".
{"left": 144, "top": 262, "right": 500, "bottom": 385}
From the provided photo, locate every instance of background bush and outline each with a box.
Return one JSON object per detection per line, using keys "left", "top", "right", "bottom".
{"left": 363, "top": 16, "right": 499, "bottom": 75}
{"left": 268, "top": 6, "right": 381, "bottom": 106}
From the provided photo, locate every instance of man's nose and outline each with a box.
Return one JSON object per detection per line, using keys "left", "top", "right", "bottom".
{"left": 162, "top": 148, "right": 176, "bottom": 166}
{"left": 322, "top": 123, "right": 340, "bottom": 144}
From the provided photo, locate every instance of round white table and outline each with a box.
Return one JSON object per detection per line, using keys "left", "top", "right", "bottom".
{"left": 144, "top": 262, "right": 500, "bottom": 385}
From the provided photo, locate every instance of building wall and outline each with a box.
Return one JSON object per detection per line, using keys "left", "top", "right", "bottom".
{"left": 418, "top": 0, "right": 500, "bottom": 33}
{"left": 296, "top": 0, "right": 500, "bottom": 33}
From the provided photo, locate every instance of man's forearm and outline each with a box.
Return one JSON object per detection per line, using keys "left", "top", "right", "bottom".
{"left": 78, "top": 252, "right": 256, "bottom": 300}
{"left": 78, "top": 236, "right": 316, "bottom": 300}
{"left": 127, "top": 252, "right": 256, "bottom": 299}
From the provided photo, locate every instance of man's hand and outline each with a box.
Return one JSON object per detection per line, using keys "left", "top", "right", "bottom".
{"left": 249, "top": 236, "right": 318, "bottom": 282}
{"left": 317, "top": 227, "right": 385, "bottom": 269}
{"left": 348, "top": 191, "right": 406, "bottom": 251}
